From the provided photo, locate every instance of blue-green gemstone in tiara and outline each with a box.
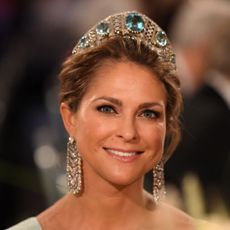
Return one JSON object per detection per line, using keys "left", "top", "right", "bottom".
{"left": 155, "top": 31, "right": 168, "bottom": 47}
{"left": 125, "top": 13, "right": 145, "bottom": 33}
{"left": 96, "top": 22, "right": 110, "bottom": 36}
{"left": 79, "top": 36, "right": 90, "bottom": 48}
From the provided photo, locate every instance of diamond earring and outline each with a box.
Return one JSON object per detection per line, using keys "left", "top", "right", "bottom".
{"left": 66, "top": 137, "right": 83, "bottom": 195}
{"left": 153, "top": 160, "right": 166, "bottom": 203}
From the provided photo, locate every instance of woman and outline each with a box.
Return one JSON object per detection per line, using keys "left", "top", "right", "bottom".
{"left": 7, "top": 11, "right": 223, "bottom": 230}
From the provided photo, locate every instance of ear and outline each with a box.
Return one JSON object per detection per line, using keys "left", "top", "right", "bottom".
{"left": 60, "top": 102, "right": 77, "bottom": 136}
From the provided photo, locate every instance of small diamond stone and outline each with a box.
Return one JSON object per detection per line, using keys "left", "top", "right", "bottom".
{"left": 79, "top": 36, "right": 89, "bottom": 48}
{"left": 155, "top": 31, "right": 168, "bottom": 47}
{"left": 170, "top": 54, "right": 176, "bottom": 64}
{"left": 96, "top": 22, "right": 110, "bottom": 36}
{"left": 125, "top": 13, "right": 145, "bottom": 33}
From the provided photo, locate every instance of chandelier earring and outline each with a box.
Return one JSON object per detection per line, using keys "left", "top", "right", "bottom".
{"left": 66, "top": 137, "right": 83, "bottom": 195}
{"left": 153, "top": 160, "right": 166, "bottom": 203}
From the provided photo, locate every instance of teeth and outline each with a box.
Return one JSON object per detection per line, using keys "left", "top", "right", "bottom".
{"left": 106, "top": 149, "right": 137, "bottom": 157}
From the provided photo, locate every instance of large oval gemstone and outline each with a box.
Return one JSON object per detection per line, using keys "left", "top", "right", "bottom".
{"left": 155, "top": 31, "right": 168, "bottom": 47}
{"left": 125, "top": 13, "right": 145, "bottom": 33}
{"left": 96, "top": 22, "right": 110, "bottom": 36}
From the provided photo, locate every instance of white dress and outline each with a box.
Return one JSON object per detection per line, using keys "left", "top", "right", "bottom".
{"left": 6, "top": 218, "right": 41, "bottom": 230}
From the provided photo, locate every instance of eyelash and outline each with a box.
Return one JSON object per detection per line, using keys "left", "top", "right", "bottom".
{"left": 97, "top": 105, "right": 160, "bottom": 119}
{"left": 139, "top": 109, "right": 160, "bottom": 119}
{"left": 96, "top": 105, "right": 117, "bottom": 114}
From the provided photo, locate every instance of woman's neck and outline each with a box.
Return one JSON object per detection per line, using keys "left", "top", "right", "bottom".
{"left": 63, "top": 180, "right": 155, "bottom": 229}
{"left": 38, "top": 174, "right": 156, "bottom": 229}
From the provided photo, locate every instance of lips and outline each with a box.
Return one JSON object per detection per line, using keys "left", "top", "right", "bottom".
{"left": 104, "top": 147, "right": 143, "bottom": 162}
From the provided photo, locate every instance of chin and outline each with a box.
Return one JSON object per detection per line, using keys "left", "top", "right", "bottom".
{"left": 105, "top": 173, "right": 143, "bottom": 189}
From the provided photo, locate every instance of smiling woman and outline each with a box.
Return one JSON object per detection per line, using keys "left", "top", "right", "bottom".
{"left": 6, "top": 11, "right": 222, "bottom": 230}
{"left": 60, "top": 60, "right": 167, "bottom": 194}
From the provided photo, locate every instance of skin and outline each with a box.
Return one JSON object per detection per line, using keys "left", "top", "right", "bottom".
{"left": 64, "top": 60, "right": 167, "bottom": 189}
{"left": 38, "top": 60, "right": 194, "bottom": 229}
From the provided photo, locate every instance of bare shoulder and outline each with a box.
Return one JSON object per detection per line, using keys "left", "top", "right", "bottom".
{"left": 143, "top": 191, "right": 194, "bottom": 229}
{"left": 152, "top": 202, "right": 228, "bottom": 230}
{"left": 194, "top": 219, "right": 230, "bottom": 230}
{"left": 158, "top": 202, "right": 193, "bottom": 220}
{"left": 152, "top": 202, "right": 195, "bottom": 229}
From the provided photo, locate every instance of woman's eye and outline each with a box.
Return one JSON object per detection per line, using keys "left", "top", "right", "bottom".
{"left": 97, "top": 105, "right": 116, "bottom": 114}
{"left": 140, "top": 110, "right": 159, "bottom": 119}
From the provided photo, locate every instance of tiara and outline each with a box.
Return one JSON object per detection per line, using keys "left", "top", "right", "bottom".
{"left": 72, "top": 11, "right": 176, "bottom": 70}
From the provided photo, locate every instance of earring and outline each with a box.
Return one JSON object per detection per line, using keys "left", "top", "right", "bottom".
{"left": 153, "top": 160, "right": 166, "bottom": 203}
{"left": 66, "top": 137, "right": 83, "bottom": 195}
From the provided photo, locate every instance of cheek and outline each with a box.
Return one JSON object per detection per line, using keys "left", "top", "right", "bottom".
{"left": 75, "top": 115, "right": 113, "bottom": 148}
{"left": 157, "top": 122, "right": 166, "bottom": 144}
{"left": 144, "top": 122, "right": 166, "bottom": 150}
{"left": 140, "top": 122, "right": 166, "bottom": 171}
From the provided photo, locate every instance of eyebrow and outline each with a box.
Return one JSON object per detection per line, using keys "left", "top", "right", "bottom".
{"left": 92, "top": 97, "right": 122, "bottom": 106}
{"left": 137, "top": 102, "right": 163, "bottom": 110}
{"left": 92, "top": 96, "right": 163, "bottom": 109}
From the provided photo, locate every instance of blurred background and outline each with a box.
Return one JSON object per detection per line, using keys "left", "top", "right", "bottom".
{"left": 0, "top": 0, "right": 229, "bottom": 228}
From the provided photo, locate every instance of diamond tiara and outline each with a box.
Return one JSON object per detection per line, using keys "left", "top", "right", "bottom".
{"left": 72, "top": 11, "right": 176, "bottom": 70}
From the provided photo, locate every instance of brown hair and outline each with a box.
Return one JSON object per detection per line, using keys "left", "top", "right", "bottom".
{"left": 59, "top": 37, "right": 182, "bottom": 160}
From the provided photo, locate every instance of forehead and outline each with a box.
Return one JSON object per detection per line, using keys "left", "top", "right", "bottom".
{"left": 83, "top": 60, "right": 167, "bottom": 103}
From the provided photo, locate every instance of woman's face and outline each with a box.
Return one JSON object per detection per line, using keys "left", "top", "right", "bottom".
{"left": 61, "top": 60, "right": 167, "bottom": 188}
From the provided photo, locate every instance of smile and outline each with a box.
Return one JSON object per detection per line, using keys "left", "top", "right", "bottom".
{"left": 104, "top": 147, "right": 143, "bottom": 157}
{"left": 106, "top": 149, "right": 137, "bottom": 157}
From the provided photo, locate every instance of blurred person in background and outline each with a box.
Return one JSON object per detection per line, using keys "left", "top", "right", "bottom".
{"left": 161, "top": 0, "right": 230, "bottom": 217}
{"left": 207, "top": 23, "right": 230, "bottom": 213}
{"left": 167, "top": 0, "right": 230, "bottom": 97}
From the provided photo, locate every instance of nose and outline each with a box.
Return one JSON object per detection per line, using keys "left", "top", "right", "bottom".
{"left": 116, "top": 116, "right": 139, "bottom": 142}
